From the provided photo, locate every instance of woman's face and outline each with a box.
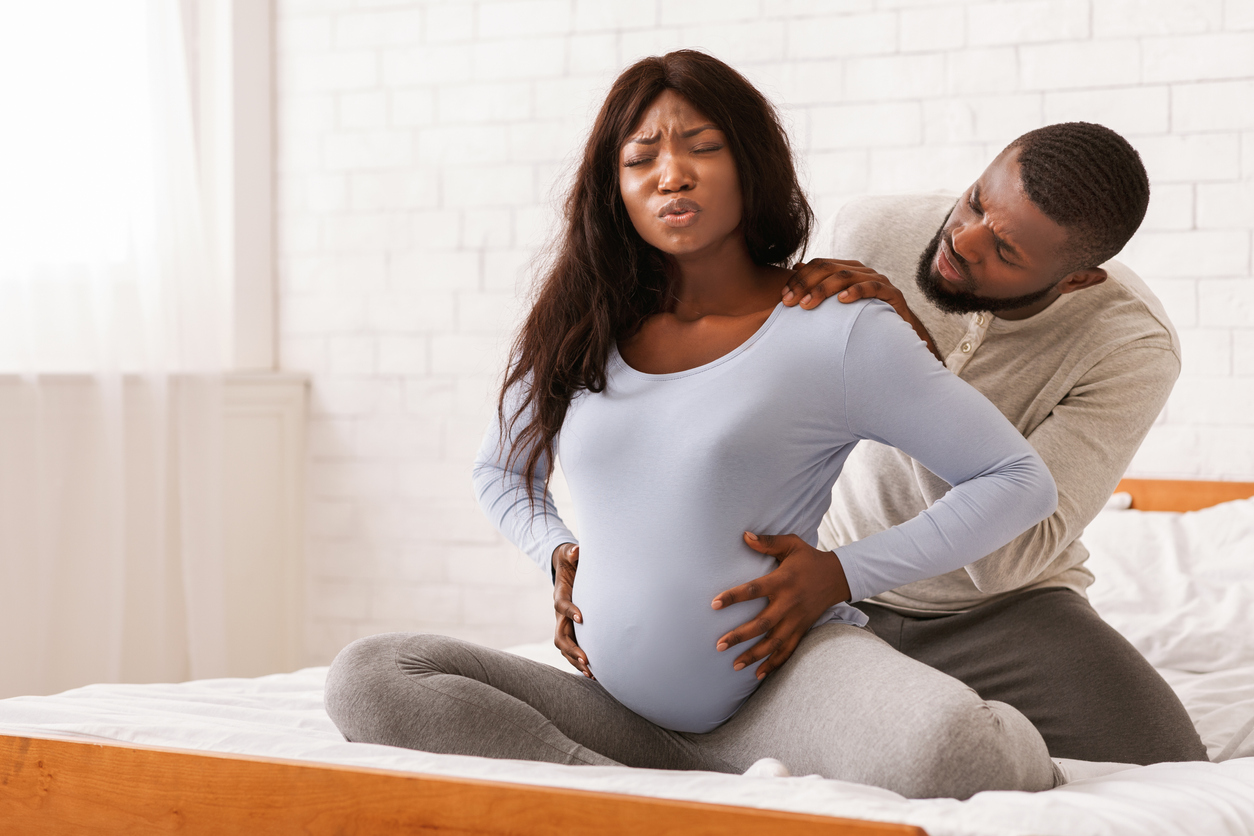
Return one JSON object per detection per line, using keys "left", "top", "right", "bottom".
{"left": 618, "top": 90, "right": 743, "bottom": 260}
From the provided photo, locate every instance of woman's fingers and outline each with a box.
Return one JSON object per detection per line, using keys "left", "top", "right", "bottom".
{"left": 712, "top": 575, "right": 769, "bottom": 611}
{"left": 725, "top": 611, "right": 806, "bottom": 678}
{"left": 715, "top": 609, "right": 776, "bottom": 653}
{"left": 551, "top": 541, "right": 592, "bottom": 677}
{"left": 712, "top": 533, "right": 798, "bottom": 611}
{"left": 553, "top": 596, "right": 583, "bottom": 624}
{"left": 741, "top": 530, "right": 797, "bottom": 555}
{"left": 752, "top": 631, "right": 805, "bottom": 680}
{"left": 554, "top": 616, "right": 593, "bottom": 677}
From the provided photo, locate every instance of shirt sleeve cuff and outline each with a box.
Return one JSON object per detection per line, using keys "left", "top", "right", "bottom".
{"left": 833, "top": 545, "right": 872, "bottom": 603}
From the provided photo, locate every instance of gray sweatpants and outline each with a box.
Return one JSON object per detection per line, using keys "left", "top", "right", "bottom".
{"left": 856, "top": 587, "right": 1208, "bottom": 764}
{"left": 325, "top": 623, "right": 1057, "bottom": 799}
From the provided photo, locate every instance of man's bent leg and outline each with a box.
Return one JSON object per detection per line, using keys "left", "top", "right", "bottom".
{"left": 857, "top": 588, "right": 1207, "bottom": 764}
{"left": 695, "top": 624, "right": 1057, "bottom": 799}
{"left": 325, "top": 633, "right": 734, "bottom": 772}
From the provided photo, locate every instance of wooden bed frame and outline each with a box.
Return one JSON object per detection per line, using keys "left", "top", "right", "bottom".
{"left": 3, "top": 478, "right": 1252, "bottom": 836}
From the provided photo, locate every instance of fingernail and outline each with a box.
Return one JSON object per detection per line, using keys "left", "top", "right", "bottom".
{"left": 717, "top": 642, "right": 728, "bottom": 652}
{"left": 838, "top": 290, "right": 851, "bottom": 300}
{"left": 734, "top": 663, "right": 745, "bottom": 671}
{"left": 711, "top": 599, "right": 722, "bottom": 609}
{"left": 745, "top": 531, "right": 759, "bottom": 541}
{"left": 573, "top": 614, "right": 581, "bottom": 623}
{"left": 800, "top": 294, "right": 812, "bottom": 306}
{"left": 757, "top": 671, "right": 766, "bottom": 680}
{"left": 782, "top": 288, "right": 794, "bottom": 300}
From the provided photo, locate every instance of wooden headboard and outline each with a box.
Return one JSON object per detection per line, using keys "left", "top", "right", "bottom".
{"left": 1115, "top": 478, "right": 1254, "bottom": 513}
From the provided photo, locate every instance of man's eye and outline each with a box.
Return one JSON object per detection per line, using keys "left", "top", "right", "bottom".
{"left": 623, "top": 157, "right": 652, "bottom": 167}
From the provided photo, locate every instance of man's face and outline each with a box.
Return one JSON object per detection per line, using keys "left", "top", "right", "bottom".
{"left": 916, "top": 149, "right": 1075, "bottom": 317}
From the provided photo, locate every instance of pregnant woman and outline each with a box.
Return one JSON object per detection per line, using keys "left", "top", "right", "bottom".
{"left": 327, "top": 51, "right": 1060, "bottom": 798}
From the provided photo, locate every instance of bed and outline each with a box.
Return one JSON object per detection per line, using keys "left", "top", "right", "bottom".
{"left": 2, "top": 478, "right": 1253, "bottom": 836}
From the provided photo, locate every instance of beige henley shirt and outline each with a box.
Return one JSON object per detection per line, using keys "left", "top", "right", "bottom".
{"left": 816, "top": 194, "right": 1181, "bottom": 614}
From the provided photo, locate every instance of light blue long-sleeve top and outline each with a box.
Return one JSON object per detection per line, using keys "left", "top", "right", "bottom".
{"left": 472, "top": 299, "right": 1057, "bottom": 733}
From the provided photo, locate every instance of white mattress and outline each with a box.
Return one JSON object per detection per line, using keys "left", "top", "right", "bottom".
{"left": 3, "top": 499, "right": 1254, "bottom": 836}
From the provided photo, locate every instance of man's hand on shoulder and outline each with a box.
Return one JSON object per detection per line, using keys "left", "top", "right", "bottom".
{"left": 783, "top": 258, "right": 942, "bottom": 361}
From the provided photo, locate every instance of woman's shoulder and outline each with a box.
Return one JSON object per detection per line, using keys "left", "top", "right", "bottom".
{"left": 769, "top": 299, "right": 930, "bottom": 378}
{"left": 774, "top": 295, "right": 892, "bottom": 341}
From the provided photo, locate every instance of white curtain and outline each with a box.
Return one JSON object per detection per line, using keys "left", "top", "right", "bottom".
{"left": 0, "top": 1, "right": 231, "bottom": 697}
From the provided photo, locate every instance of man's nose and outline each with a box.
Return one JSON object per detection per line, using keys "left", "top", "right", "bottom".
{"left": 950, "top": 222, "right": 983, "bottom": 264}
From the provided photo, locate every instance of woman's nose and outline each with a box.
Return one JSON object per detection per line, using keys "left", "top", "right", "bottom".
{"left": 657, "top": 153, "right": 694, "bottom": 193}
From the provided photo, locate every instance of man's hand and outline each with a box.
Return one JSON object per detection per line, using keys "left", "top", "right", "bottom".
{"left": 783, "top": 258, "right": 941, "bottom": 361}
{"left": 552, "top": 543, "right": 593, "bottom": 678}
{"left": 712, "top": 533, "right": 852, "bottom": 680}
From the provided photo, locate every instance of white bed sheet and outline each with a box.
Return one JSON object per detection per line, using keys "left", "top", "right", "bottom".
{"left": 3, "top": 500, "right": 1254, "bottom": 836}
{"left": 1, "top": 653, "right": 1251, "bottom": 836}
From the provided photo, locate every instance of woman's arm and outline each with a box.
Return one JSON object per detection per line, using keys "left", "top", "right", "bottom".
{"left": 471, "top": 391, "right": 577, "bottom": 578}
{"left": 472, "top": 392, "right": 592, "bottom": 676}
{"left": 713, "top": 300, "right": 1056, "bottom": 676}
{"left": 833, "top": 301, "right": 1057, "bottom": 599}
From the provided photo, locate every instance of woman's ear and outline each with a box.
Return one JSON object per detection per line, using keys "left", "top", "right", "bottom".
{"left": 1057, "top": 267, "right": 1107, "bottom": 296}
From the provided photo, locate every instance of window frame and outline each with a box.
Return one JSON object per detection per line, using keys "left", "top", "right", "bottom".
{"left": 194, "top": 0, "right": 275, "bottom": 371}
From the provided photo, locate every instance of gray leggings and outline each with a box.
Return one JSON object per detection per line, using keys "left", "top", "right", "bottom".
{"left": 325, "top": 623, "right": 1057, "bottom": 799}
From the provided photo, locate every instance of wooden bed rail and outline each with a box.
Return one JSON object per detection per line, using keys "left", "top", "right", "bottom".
{"left": 1115, "top": 478, "right": 1254, "bottom": 512}
{"left": 0, "top": 734, "right": 926, "bottom": 836}
{"left": 9, "top": 478, "right": 1254, "bottom": 836}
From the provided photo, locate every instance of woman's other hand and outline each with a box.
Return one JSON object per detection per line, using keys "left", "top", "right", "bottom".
{"left": 552, "top": 543, "right": 593, "bottom": 678}
{"left": 711, "top": 533, "right": 852, "bottom": 680}
{"left": 782, "top": 258, "right": 941, "bottom": 361}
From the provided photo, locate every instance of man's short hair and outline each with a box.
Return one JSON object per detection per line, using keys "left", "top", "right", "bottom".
{"left": 1009, "top": 122, "right": 1150, "bottom": 273}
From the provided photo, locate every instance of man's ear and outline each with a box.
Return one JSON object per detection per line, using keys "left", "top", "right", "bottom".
{"left": 1057, "top": 267, "right": 1107, "bottom": 295}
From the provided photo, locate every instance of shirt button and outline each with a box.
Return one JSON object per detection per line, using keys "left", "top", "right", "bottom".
{"left": 960, "top": 341, "right": 972, "bottom": 353}
{"left": 975, "top": 314, "right": 986, "bottom": 326}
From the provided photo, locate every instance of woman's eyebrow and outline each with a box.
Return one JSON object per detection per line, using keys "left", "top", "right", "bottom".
{"left": 627, "top": 124, "right": 719, "bottom": 146}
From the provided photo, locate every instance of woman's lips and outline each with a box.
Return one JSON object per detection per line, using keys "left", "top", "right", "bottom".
{"left": 659, "top": 198, "right": 700, "bottom": 228}
{"left": 662, "top": 210, "right": 698, "bottom": 228}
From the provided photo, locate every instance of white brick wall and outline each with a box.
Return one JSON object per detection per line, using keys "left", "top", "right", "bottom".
{"left": 276, "top": 0, "right": 1254, "bottom": 666}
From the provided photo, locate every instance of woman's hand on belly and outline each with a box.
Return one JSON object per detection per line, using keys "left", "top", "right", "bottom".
{"left": 711, "top": 532, "right": 852, "bottom": 679}
{"left": 552, "top": 543, "right": 593, "bottom": 678}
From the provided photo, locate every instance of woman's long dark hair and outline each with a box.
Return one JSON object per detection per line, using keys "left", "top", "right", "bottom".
{"left": 499, "top": 50, "right": 814, "bottom": 490}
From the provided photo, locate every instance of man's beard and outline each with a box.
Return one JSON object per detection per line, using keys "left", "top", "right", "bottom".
{"left": 914, "top": 219, "right": 1058, "bottom": 315}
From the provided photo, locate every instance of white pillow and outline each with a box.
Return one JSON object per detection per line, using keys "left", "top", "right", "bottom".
{"left": 1083, "top": 498, "right": 1254, "bottom": 673}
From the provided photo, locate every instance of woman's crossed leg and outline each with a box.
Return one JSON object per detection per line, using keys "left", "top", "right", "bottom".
{"left": 324, "top": 625, "right": 1057, "bottom": 799}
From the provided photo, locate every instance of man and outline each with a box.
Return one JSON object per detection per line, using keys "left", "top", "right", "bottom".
{"left": 706, "top": 121, "right": 1204, "bottom": 764}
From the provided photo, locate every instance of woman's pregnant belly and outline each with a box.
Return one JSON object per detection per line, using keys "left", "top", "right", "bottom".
{"left": 571, "top": 534, "right": 776, "bottom": 733}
